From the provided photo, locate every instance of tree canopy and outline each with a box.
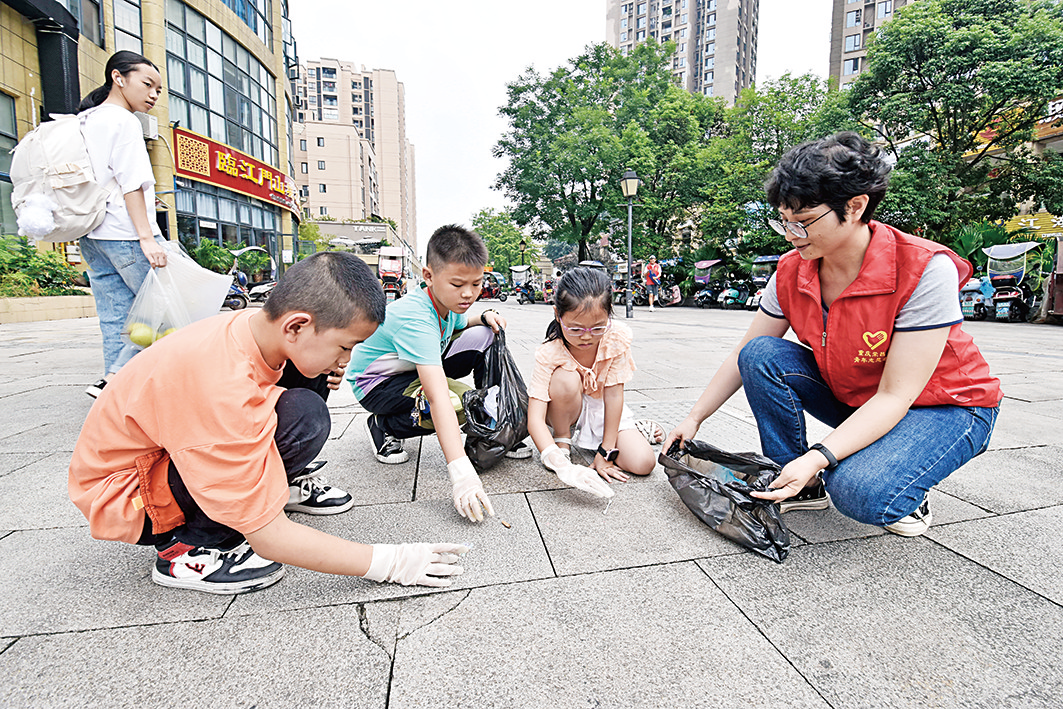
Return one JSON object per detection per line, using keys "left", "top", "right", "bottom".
{"left": 470, "top": 207, "right": 540, "bottom": 276}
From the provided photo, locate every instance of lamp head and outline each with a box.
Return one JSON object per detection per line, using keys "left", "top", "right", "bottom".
{"left": 620, "top": 169, "right": 640, "bottom": 199}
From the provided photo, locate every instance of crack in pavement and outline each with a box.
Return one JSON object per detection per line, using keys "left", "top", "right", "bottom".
{"left": 397, "top": 589, "right": 471, "bottom": 642}
{"left": 356, "top": 603, "right": 394, "bottom": 661}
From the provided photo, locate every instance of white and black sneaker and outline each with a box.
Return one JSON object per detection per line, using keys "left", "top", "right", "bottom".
{"left": 885, "top": 496, "right": 933, "bottom": 537}
{"left": 284, "top": 461, "right": 355, "bottom": 515}
{"left": 85, "top": 378, "right": 108, "bottom": 399}
{"left": 505, "top": 441, "right": 533, "bottom": 459}
{"left": 779, "top": 477, "right": 830, "bottom": 513}
{"left": 365, "top": 414, "right": 409, "bottom": 464}
{"left": 152, "top": 540, "right": 284, "bottom": 595}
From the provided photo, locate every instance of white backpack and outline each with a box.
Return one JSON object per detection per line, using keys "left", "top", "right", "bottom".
{"left": 9, "top": 111, "right": 113, "bottom": 243}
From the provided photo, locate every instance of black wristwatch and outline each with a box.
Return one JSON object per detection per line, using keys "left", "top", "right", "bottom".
{"left": 597, "top": 444, "right": 620, "bottom": 462}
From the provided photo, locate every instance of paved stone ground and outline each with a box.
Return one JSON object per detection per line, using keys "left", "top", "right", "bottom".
{"left": 1, "top": 302, "right": 1061, "bottom": 708}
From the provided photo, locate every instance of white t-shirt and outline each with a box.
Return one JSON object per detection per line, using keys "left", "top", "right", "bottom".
{"left": 759, "top": 253, "right": 964, "bottom": 330}
{"left": 82, "top": 104, "right": 160, "bottom": 241}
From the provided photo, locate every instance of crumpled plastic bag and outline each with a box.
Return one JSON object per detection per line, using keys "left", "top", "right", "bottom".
{"left": 462, "top": 328, "right": 529, "bottom": 471}
{"left": 659, "top": 439, "right": 791, "bottom": 563}
{"left": 121, "top": 266, "right": 193, "bottom": 349}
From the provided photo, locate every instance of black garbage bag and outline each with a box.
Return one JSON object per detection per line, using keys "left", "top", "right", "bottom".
{"left": 659, "top": 439, "right": 791, "bottom": 563}
{"left": 462, "top": 328, "right": 529, "bottom": 471}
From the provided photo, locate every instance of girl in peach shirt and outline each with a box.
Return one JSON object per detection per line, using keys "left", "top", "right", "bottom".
{"left": 526, "top": 268, "right": 657, "bottom": 498}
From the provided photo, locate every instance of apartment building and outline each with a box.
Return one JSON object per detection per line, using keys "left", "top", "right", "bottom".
{"left": 830, "top": 0, "right": 914, "bottom": 88}
{"left": 290, "top": 59, "right": 417, "bottom": 253}
{"left": 605, "top": 0, "right": 759, "bottom": 104}
{"left": 1, "top": 0, "right": 301, "bottom": 268}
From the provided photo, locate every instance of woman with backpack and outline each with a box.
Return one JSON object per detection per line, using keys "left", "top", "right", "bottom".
{"left": 78, "top": 51, "right": 167, "bottom": 398}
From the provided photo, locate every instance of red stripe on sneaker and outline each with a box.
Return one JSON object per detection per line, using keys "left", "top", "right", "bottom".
{"left": 158, "top": 542, "right": 195, "bottom": 561}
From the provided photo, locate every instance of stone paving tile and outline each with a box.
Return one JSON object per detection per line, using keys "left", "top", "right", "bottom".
{"left": 985, "top": 399, "right": 1063, "bottom": 449}
{"left": 0, "top": 420, "right": 89, "bottom": 454}
{"left": 0, "top": 603, "right": 395, "bottom": 708}
{"left": 935, "top": 445, "right": 1063, "bottom": 514}
{"left": 0, "top": 451, "right": 85, "bottom": 531}
{"left": 928, "top": 505, "right": 1063, "bottom": 606}
{"left": 0, "top": 452, "right": 48, "bottom": 479}
{"left": 0, "top": 527, "right": 230, "bottom": 636}
{"left": 997, "top": 373, "right": 1063, "bottom": 402}
{"left": 784, "top": 488, "right": 992, "bottom": 545}
{"left": 316, "top": 414, "right": 422, "bottom": 506}
{"left": 698, "top": 536, "right": 1063, "bottom": 708}
{"left": 228, "top": 493, "right": 554, "bottom": 617}
{"left": 388, "top": 563, "right": 830, "bottom": 709}
{"left": 527, "top": 477, "right": 754, "bottom": 575}
{"left": 413, "top": 433, "right": 568, "bottom": 500}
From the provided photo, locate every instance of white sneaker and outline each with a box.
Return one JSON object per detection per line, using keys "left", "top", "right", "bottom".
{"left": 284, "top": 461, "right": 355, "bottom": 515}
{"left": 649, "top": 305, "right": 655, "bottom": 312}
{"left": 152, "top": 540, "right": 284, "bottom": 594}
{"left": 884, "top": 497, "right": 933, "bottom": 537}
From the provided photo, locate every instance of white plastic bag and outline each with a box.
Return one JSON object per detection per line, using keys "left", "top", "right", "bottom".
{"left": 160, "top": 241, "right": 232, "bottom": 322}
{"left": 121, "top": 267, "right": 193, "bottom": 348}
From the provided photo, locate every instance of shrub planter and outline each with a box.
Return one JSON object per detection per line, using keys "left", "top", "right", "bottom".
{"left": 0, "top": 294, "right": 97, "bottom": 324}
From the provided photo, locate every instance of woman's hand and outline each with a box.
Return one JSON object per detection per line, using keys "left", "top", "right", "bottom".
{"left": 139, "top": 236, "right": 167, "bottom": 268}
{"left": 662, "top": 416, "right": 700, "bottom": 454}
{"left": 593, "top": 453, "right": 629, "bottom": 482}
{"left": 750, "top": 453, "right": 823, "bottom": 503}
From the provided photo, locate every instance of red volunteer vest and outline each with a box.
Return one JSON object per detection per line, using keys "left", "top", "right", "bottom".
{"left": 774, "top": 221, "right": 1002, "bottom": 408}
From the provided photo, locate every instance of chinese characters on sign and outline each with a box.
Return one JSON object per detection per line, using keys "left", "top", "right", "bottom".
{"left": 172, "top": 127, "right": 299, "bottom": 216}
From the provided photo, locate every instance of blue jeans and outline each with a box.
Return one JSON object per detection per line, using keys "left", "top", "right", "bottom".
{"left": 80, "top": 237, "right": 156, "bottom": 375}
{"left": 737, "top": 336, "right": 998, "bottom": 526}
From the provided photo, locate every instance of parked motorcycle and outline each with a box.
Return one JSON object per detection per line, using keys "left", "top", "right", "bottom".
{"left": 694, "top": 283, "right": 723, "bottom": 308}
{"left": 984, "top": 242, "right": 1042, "bottom": 322}
{"left": 959, "top": 276, "right": 994, "bottom": 320}
{"left": 248, "top": 279, "right": 276, "bottom": 303}
{"left": 223, "top": 271, "right": 250, "bottom": 310}
{"left": 613, "top": 281, "right": 648, "bottom": 306}
{"left": 515, "top": 282, "right": 537, "bottom": 305}
{"left": 745, "top": 255, "right": 781, "bottom": 310}
{"left": 718, "top": 279, "right": 752, "bottom": 310}
{"left": 478, "top": 279, "right": 508, "bottom": 302}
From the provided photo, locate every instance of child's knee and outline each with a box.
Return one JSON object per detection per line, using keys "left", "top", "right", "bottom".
{"left": 548, "top": 368, "right": 582, "bottom": 402}
{"left": 619, "top": 430, "right": 655, "bottom": 475}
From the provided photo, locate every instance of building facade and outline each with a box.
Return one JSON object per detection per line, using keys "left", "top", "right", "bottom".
{"left": 290, "top": 59, "right": 417, "bottom": 254}
{"left": 605, "top": 0, "right": 759, "bottom": 104}
{"left": 829, "top": 0, "right": 913, "bottom": 89}
{"left": 1, "top": 0, "right": 301, "bottom": 269}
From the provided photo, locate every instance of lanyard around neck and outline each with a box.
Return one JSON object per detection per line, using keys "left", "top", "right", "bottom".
{"left": 425, "top": 287, "right": 447, "bottom": 342}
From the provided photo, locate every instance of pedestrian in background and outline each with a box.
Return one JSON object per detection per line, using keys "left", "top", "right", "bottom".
{"left": 77, "top": 50, "right": 167, "bottom": 398}
{"left": 644, "top": 255, "right": 661, "bottom": 312}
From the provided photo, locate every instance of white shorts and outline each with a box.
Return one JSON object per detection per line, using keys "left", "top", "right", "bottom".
{"left": 571, "top": 394, "right": 636, "bottom": 449}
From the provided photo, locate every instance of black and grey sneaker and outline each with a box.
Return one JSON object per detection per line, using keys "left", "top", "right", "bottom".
{"left": 365, "top": 414, "right": 409, "bottom": 464}
{"left": 885, "top": 496, "right": 932, "bottom": 537}
{"left": 85, "top": 378, "right": 107, "bottom": 399}
{"left": 152, "top": 540, "right": 284, "bottom": 595}
{"left": 285, "top": 461, "right": 355, "bottom": 515}
{"left": 504, "top": 441, "right": 533, "bottom": 459}
{"left": 779, "top": 477, "right": 830, "bottom": 513}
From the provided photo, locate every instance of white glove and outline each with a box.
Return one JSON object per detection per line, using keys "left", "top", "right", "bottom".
{"left": 447, "top": 456, "right": 494, "bottom": 522}
{"left": 363, "top": 543, "right": 469, "bottom": 587}
{"left": 541, "top": 444, "right": 615, "bottom": 499}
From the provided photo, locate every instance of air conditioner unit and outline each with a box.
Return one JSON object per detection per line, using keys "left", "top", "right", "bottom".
{"left": 135, "top": 111, "right": 159, "bottom": 139}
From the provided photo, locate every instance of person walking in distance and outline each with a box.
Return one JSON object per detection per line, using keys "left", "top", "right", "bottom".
{"left": 644, "top": 255, "right": 662, "bottom": 312}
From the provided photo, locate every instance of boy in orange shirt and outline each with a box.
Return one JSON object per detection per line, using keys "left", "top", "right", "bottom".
{"left": 69, "top": 252, "right": 468, "bottom": 594}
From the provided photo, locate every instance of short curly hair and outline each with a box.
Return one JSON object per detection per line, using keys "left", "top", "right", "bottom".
{"left": 764, "top": 131, "right": 891, "bottom": 224}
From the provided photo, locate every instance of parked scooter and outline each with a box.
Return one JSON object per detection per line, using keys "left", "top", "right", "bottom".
{"left": 613, "top": 281, "right": 648, "bottom": 306}
{"left": 248, "top": 279, "right": 276, "bottom": 303}
{"left": 514, "top": 282, "right": 537, "bottom": 305}
{"left": 694, "top": 284, "right": 723, "bottom": 308}
{"left": 984, "top": 241, "right": 1042, "bottom": 322}
{"left": 224, "top": 271, "right": 250, "bottom": 310}
{"left": 718, "top": 278, "right": 752, "bottom": 310}
{"left": 745, "top": 255, "right": 781, "bottom": 310}
{"left": 478, "top": 279, "right": 508, "bottom": 302}
{"left": 959, "top": 275, "right": 994, "bottom": 320}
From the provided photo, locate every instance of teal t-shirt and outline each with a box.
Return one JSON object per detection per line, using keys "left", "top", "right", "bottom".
{"left": 347, "top": 286, "right": 467, "bottom": 399}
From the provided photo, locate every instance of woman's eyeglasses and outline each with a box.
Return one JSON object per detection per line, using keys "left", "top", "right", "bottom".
{"left": 768, "top": 209, "right": 832, "bottom": 239}
{"left": 561, "top": 321, "right": 611, "bottom": 337}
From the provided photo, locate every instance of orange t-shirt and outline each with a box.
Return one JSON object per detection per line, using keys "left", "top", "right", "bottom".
{"left": 69, "top": 310, "right": 289, "bottom": 543}
{"left": 527, "top": 322, "right": 636, "bottom": 402}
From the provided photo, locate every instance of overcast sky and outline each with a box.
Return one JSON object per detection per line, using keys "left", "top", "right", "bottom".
{"left": 288, "top": 0, "right": 834, "bottom": 253}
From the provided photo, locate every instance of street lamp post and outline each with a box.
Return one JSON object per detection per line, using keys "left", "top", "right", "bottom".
{"left": 519, "top": 237, "right": 526, "bottom": 267}
{"left": 620, "top": 169, "right": 640, "bottom": 319}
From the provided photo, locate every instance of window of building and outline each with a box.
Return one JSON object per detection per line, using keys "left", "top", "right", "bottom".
{"left": 322, "top": 108, "right": 339, "bottom": 121}
{"left": 300, "top": 162, "right": 308, "bottom": 173}
{"left": 681, "top": 13, "right": 687, "bottom": 23}
{"left": 322, "top": 81, "right": 336, "bottom": 93}
{"left": 114, "top": 0, "right": 143, "bottom": 53}
{"left": 62, "top": 0, "right": 104, "bottom": 46}
{"left": 219, "top": 0, "right": 272, "bottom": 46}
{"left": 704, "top": 85, "right": 713, "bottom": 96}
{"left": 165, "top": 2, "right": 280, "bottom": 166}
{"left": 621, "top": 31, "right": 628, "bottom": 41}
{"left": 706, "top": 12, "right": 715, "bottom": 25}
{"left": 621, "top": 17, "right": 628, "bottom": 28}
{"left": 637, "top": 2, "right": 646, "bottom": 14}
{"left": 845, "top": 34, "right": 861, "bottom": 52}
{"left": 320, "top": 206, "right": 328, "bottom": 215}
{"left": 317, "top": 160, "right": 325, "bottom": 170}
{"left": 706, "top": 28, "right": 716, "bottom": 40}
{"left": 707, "top": 0, "right": 715, "bottom": 9}
{"left": 307, "top": 68, "right": 317, "bottom": 78}
{"left": 843, "top": 58, "right": 860, "bottom": 75}
{"left": 679, "top": 28, "right": 686, "bottom": 38}
{"left": 300, "top": 139, "right": 307, "bottom": 150}
{"left": 318, "top": 184, "right": 327, "bottom": 193}
{"left": 174, "top": 178, "right": 279, "bottom": 250}
{"left": 705, "top": 56, "right": 714, "bottom": 68}
{"left": 846, "top": 10, "right": 861, "bottom": 27}
{"left": 0, "top": 92, "right": 16, "bottom": 235}
{"left": 636, "top": 30, "right": 646, "bottom": 40}
{"left": 637, "top": 16, "right": 646, "bottom": 28}
{"left": 662, "top": 6, "right": 672, "bottom": 16}
{"left": 678, "top": 57, "right": 686, "bottom": 67}
{"left": 877, "top": 1, "right": 892, "bottom": 18}
{"left": 320, "top": 67, "right": 336, "bottom": 78}
{"left": 317, "top": 137, "right": 325, "bottom": 147}
{"left": 705, "top": 42, "right": 715, "bottom": 54}
{"left": 322, "top": 96, "right": 337, "bottom": 107}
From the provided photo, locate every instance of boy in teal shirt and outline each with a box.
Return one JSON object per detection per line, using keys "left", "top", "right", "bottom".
{"left": 348, "top": 225, "right": 530, "bottom": 523}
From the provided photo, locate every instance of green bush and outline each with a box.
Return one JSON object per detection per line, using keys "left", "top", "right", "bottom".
{"left": 0, "top": 236, "right": 84, "bottom": 296}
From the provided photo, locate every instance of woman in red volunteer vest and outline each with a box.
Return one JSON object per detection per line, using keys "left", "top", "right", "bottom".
{"left": 664, "top": 132, "right": 1001, "bottom": 537}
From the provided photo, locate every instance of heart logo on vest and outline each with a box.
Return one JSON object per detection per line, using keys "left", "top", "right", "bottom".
{"left": 863, "top": 331, "right": 888, "bottom": 350}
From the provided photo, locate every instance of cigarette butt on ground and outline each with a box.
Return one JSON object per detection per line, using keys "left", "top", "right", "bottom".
{"left": 499, "top": 518, "right": 511, "bottom": 529}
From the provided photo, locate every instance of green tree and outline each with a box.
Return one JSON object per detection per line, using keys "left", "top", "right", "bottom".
{"left": 849, "top": 0, "right": 1063, "bottom": 239}
{"left": 471, "top": 208, "right": 540, "bottom": 276}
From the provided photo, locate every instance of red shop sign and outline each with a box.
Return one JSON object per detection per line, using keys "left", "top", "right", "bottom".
{"left": 172, "top": 127, "right": 299, "bottom": 216}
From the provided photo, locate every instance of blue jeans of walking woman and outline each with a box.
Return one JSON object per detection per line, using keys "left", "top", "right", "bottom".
{"left": 80, "top": 236, "right": 160, "bottom": 375}
{"left": 737, "top": 336, "right": 998, "bottom": 526}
